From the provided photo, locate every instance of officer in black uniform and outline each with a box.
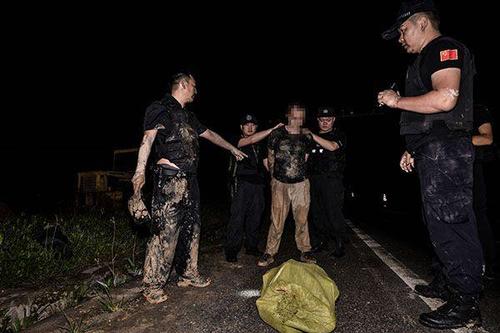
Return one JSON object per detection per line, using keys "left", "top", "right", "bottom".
{"left": 307, "top": 107, "right": 347, "bottom": 258}
{"left": 379, "top": 0, "right": 484, "bottom": 329}
{"left": 225, "top": 114, "right": 283, "bottom": 262}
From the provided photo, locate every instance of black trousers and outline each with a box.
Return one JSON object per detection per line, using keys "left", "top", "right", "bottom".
{"left": 415, "top": 136, "right": 483, "bottom": 296}
{"left": 225, "top": 180, "right": 265, "bottom": 255}
{"left": 474, "top": 161, "right": 498, "bottom": 269}
{"left": 309, "top": 174, "right": 346, "bottom": 248}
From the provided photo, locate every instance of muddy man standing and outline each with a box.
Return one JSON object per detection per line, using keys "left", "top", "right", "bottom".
{"left": 132, "top": 73, "right": 247, "bottom": 304}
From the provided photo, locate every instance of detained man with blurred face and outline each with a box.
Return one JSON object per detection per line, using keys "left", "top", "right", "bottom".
{"left": 257, "top": 104, "right": 316, "bottom": 267}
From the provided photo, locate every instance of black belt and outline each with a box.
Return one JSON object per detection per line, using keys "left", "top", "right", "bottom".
{"left": 154, "top": 165, "right": 194, "bottom": 177}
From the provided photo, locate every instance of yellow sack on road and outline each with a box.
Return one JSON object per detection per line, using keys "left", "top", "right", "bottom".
{"left": 256, "top": 259, "right": 339, "bottom": 333}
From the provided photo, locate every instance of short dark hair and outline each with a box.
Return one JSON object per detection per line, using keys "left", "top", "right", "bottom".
{"left": 410, "top": 11, "right": 440, "bottom": 30}
{"left": 169, "top": 72, "right": 193, "bottom": 91}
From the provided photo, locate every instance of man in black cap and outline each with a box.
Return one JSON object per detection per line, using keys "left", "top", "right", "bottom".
{"left": 225, "top": 114, "right": 283, "bottom": 262}
{"left": 306, "top": 107, "right": 347, "bottom": 258}
{"left": 131, "top": 73, "right": 247, "bottom": 303}
{"left": 378, "top": 0, "right": 483, "bottom": 329}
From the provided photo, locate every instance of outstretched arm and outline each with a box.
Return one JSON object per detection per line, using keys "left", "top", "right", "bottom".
{"left": 200, "top": 129, "right": 248, "bottom": 160}
{"left": 131, "top": 129, "right": 157, "bottom": 195}
{"left": 238, "top": 123, "right": 284, "bottom": 147}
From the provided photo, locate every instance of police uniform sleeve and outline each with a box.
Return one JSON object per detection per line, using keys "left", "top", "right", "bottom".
{"left": 423, "top": 39, "right": 464, "bottom": 77}
{"left": 143, "top": 101, "right": 167, "bottom": 131}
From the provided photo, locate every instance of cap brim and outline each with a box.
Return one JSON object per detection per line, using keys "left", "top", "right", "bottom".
{"left": 381, "top": 22, "right": 400, "bottom": 40}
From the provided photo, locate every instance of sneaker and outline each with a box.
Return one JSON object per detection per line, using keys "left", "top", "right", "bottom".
{"left": 226, "top": 254, "right": 237, "bottom": 263}
{"left": 245, "top": 248, "right": 264, "bottom": 257}
{"left": 257, "top": 253, "right": 274, "bottom": 267}
{"left": 143, "top": 288, "right": 168, "bottom": 304}
{"left": 177, "top": 274, "right": 211, "bottom": 288}
{"left": 300, "top": 252, "right": 317, "bottom": 264}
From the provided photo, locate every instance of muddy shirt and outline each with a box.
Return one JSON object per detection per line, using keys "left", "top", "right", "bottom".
{"left": 268, "top": 126, "right": 312, "bottom": 183}
{"left": 143, "top": 95, "right": 207, "bottom": 173}
{"left": 307, "top": 129, "right": 346, "bottom": 177}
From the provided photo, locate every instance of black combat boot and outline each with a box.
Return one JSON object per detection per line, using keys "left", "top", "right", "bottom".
{"left": 414, "top": 274, "right": 450, "bottom": 301}
{"left": 419, "top": 293, "right": 482, "bottom": 329}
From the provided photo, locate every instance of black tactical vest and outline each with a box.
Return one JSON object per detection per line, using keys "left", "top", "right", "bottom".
{"left": 400, "top": 37, "right": 475, "bottom": 135}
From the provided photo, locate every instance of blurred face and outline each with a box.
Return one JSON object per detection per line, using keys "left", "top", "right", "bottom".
{"left": 241, "top": 122, "right": 257, "bottom": 137}
{"left": 317, "top": 117, "right": 334, "bottom": 132}
{"left": 398, "top": 17, "right": 424, "bottom": 54}
{"left": 287, "top": 107, "right": 305, "bottom": 128}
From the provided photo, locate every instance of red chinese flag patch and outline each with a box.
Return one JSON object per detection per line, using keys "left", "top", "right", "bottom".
{"left": 440, "top": 49, "right": 459, "bottom": 62}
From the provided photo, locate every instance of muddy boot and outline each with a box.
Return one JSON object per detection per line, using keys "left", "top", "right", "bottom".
{"left": 419, "top": 293, "right": 482, "bottom": 329}
{"left": 143, "top": 288, "right": 168, "bottom": 304}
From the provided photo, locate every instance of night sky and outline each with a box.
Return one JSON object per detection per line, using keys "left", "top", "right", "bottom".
{"left": 1, "top": 1, "right": 497, "bottom": 211}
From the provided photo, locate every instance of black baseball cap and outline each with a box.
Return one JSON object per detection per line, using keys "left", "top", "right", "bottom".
{"left": 382, "top": 0, "right": 438, "bottom": 40}
{"left": 240, "top": 113, "right": 259, "bottom": 125}
{"left": 317, "top": 107, "right": 335, "bottom": 118}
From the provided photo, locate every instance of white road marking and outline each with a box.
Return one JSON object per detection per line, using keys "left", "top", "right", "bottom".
{"left": 238, "top": 289, "right": 260, "bottom": 298}
{"left": 347, "top": 220, "right": 488, "bottom": 333}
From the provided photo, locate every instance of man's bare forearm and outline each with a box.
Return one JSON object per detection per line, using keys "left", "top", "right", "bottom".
{"left": 238, "top": 127, "right": 278, "bottom": 147}
{"left": 201, "top": 129, "right": 237, "bottom": 151}
{"left": 134, "top": 130, "right": 157, "bottom": 175}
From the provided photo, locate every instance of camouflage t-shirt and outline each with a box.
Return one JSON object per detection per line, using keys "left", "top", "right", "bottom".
{"left": 268, "top": 126, "right": 312, "bottom": 183}
{"left": 143, "top": 95, "right": 207, "bottom": 173}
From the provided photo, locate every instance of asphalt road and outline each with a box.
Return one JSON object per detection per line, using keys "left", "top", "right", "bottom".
{"left": 28, "top": 212, "right": 499, "bottom": 333}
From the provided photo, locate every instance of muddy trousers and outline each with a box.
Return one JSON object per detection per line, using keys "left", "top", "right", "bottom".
{"left": 473, "top": 162, "right": 498, "bottom": 271}
{"left": 265, "top": 178, "right": 312, "bottom": 256}
{"left": 309, "top": 175, "right": 346, "bottom": 248}
{"left": 415, "top": 136, "right": 483, "bottom": 296}
{"left": 143, "top": 171, "right": 201, "bottom": 291}
{"left": 225, "top": 180, "right": 265, "bottom": 255}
